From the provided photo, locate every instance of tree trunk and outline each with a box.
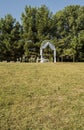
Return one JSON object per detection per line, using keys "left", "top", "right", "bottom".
{"left": 61, "top": 56, "right": 63, "bottom": 62}
{"left": 73, "top": 55, "right": 75, "bottom": 62}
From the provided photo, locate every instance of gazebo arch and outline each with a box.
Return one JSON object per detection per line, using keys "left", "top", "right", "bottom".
{"left": 40, "top": 41, "right": 56, "bottom": 63}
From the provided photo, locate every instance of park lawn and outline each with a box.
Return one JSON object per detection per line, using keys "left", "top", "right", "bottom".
{"left": 0, "top": 62, "right": 84, "bottom": 130}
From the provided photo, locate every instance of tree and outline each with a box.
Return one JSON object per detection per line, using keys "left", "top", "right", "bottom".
{"left": 21, "top": 6, "right": 37, "bottom": 42}
{"left": 36, "top": 5, "right": 53, "bottom": 41}
{"left": 0, "top": 14, "right": 22, "bottom": 61}
{"left": 0, "top": 5, "right": 84, "bottom": 62}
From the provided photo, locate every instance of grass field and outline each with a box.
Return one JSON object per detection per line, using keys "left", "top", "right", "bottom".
{"left": 0, "top": 62, "right": 84, "bottom": 130}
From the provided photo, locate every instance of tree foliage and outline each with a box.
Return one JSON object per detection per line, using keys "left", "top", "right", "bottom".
{"left": 0, "top": 5, "right": 84, "bottom": 62}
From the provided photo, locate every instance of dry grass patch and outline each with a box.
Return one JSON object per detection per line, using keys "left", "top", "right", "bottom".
{"left": 0, "top": 62, "right": 84, "bottom": 130}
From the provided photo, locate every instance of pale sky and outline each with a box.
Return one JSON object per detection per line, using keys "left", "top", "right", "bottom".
{"left": 0, "top": 0, "right": 84, "bottom": 22}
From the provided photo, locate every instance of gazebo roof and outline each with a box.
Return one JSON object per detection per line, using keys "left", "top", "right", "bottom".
{"left": 40, "top": 42, "right": 55, "bottom": 50}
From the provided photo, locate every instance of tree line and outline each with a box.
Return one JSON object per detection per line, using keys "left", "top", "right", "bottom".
{"left": 0, "top": 5, "right": 84, "bottom": 62}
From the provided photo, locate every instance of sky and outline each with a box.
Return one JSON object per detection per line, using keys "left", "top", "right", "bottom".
{"left": 0, "top": 0, "right": 84, "bottom": 23}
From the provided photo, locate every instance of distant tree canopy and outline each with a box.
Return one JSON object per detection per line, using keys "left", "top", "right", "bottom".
{"left": 0, "top": 5, "right": 84, "bottom": 62}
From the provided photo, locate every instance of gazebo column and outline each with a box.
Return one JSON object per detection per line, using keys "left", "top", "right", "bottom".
{"left": 40, "top": 48, "right": 43, "bottom": 62}
{"left": 54, "top": 49, "right": 56, "bottom": 63}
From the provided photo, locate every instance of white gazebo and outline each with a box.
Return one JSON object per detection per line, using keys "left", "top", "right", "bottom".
{"left": 40, "top": 41, "right": 56, "bottom": 63}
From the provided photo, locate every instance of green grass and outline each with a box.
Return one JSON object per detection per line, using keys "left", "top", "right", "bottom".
{"left": 0, "top": 62, "right": 84, "bottom": 130}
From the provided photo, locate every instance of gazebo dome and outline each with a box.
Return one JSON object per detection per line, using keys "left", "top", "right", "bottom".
{"left": 40, "top": 41, "right": 55, "bottom": 50}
